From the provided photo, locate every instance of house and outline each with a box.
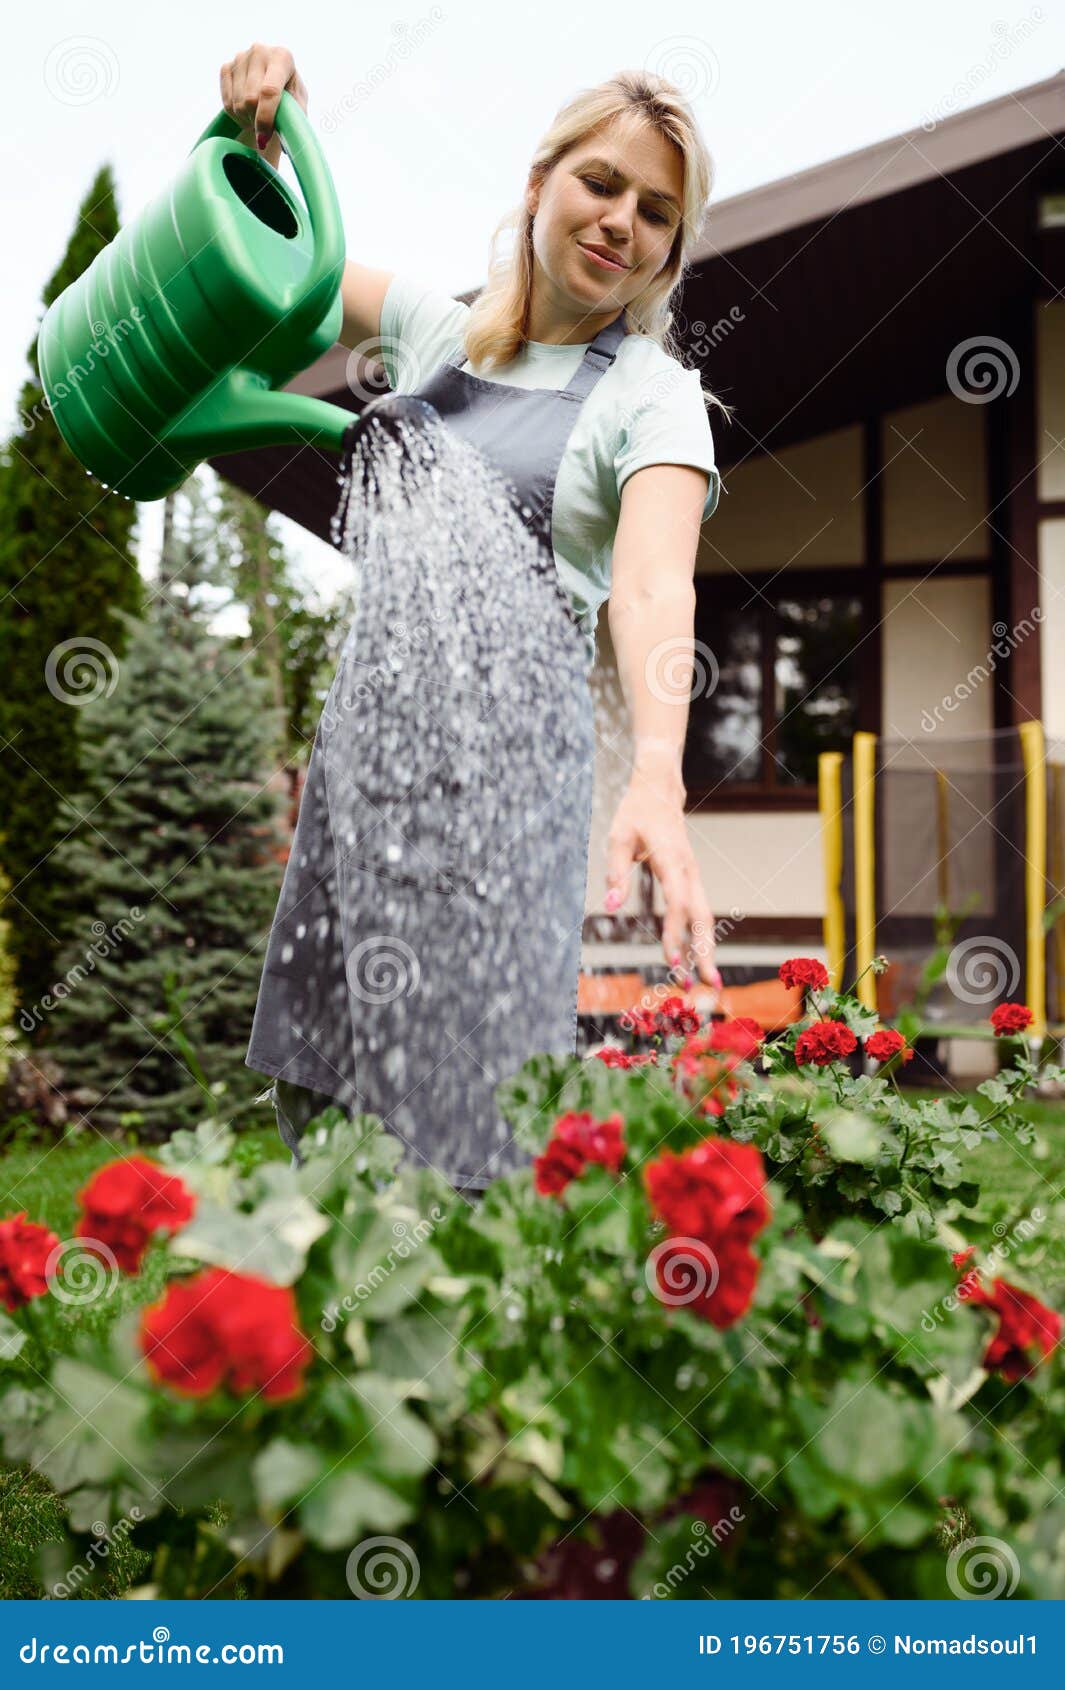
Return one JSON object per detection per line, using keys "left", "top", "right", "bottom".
{"left": 210, "top": 70, "right": 1065, "bottom": 1002}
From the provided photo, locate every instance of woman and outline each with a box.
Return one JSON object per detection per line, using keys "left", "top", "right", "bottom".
{"left": 227, "top": 44, "right": 729, "bottom": 1186}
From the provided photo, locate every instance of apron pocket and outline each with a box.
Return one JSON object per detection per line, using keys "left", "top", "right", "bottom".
{"left": 321, "top": 656, "right": 506, "bottom": 893}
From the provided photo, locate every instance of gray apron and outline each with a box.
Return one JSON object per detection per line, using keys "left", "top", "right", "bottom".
{"left": 245, "top": 311, "right": 628, "bottom": 1189}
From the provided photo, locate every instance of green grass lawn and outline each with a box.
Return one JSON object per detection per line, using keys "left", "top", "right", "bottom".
{"left": 0, "top": 1097, "right": 1061, "bottom": 1598}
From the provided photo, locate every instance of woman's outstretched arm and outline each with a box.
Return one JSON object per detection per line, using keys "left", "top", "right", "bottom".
{"left": 605, "top": 461, "right": 721, "bottom": 987}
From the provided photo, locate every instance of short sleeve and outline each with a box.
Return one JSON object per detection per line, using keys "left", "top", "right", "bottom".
{"left": 378, "top": 274, "right": 469, "bottom": 394}
{"left": 614, "top": 364, "right": 722, "bottom": 523}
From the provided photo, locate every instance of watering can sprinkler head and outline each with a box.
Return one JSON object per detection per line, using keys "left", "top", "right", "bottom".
{"left": 340, "top": 393, "right": 442, "bottom": 458}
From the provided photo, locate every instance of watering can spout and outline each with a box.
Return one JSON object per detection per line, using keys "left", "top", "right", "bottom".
{"left": 166, "top": 369, "right": 355, "bottom": 462}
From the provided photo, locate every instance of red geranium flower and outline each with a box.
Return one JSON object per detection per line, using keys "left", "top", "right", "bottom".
{"left": 969, "top": 1277, "right": 1061, "bottom": 1381}
{"left": 794, "top": 1020, "right": 857, "bottom": 1067}
{"left": 672, "top": 1023, "right": 760, "bottom": 1119}
{"left": 779, "top": 957, "right": 829, "bottom": 992}
{"left": 0, "top": 1212, "right": 61, "bottom": 1311}
{"left": 594, "top": 1047, "right": 657, "bottom": 1069}
{"left": 623, "top": 995, "right": 701, "bottom": 1040}
{"left": 75, "top": 1156, "right": 196, "bottom": 1275}
{"left": 139, "top": 1266, "right": 313, "bottom": 1401}
{"left": 645, "top": 1138, "right": 769, "bottom": 1247}
{"left": 706, "top": 1017, "right": 765, "bottom": 1060}
{"left": 990, "top": 1002, "right": 1034, "bottom": 1036}
{"left": 650, "top": 1235, "right": 760, "bottom": 1330}
{"left": 701, "top": 1077, "right": 739, "bottom": 1117}
{"left": 950, "top": 1246, "right": 982, "bottom": 1301}
{"left": 534, "top": 1111, "right": 626, "bottom": 1196}
{"left": 864, "top": 1028, "right": 913, "bottom": 1064}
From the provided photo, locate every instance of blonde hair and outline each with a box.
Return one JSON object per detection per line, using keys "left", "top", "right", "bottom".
{"left": 463, "top": 69, "right": 732, "bottom": 423}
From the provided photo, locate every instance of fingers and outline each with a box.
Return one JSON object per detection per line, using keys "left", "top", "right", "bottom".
{"left": 604, "top": 821, "right": 638, "bottom": 913}
{"left": 256, "top": 46, "right": 297, "bottom": 140}
{"left": 659, "top": 862, "right": 722, "bottom": 989}
{"left": 655, "top": 851, "right": 692, "bottom": 968}
{"left": 219, "top": 43, "right": 300, "bottom": 152}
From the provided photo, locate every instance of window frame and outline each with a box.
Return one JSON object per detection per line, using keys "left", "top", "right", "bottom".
{"left": 683, "top": 566, "right": 875, "bottom": 812}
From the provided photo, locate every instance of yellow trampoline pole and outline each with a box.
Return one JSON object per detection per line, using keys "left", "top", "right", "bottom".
{"left": 1018, "top": 718, "right": 1047, "bottom": 1039}
{"left": 852, "top": 732, "right": 878, "bottom": 1012}
{"left": 819, "top": 751, "right": 846, "bottom": 991}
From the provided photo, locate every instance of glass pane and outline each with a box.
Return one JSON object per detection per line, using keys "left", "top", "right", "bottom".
{"left": 683, "top": 606, "right": 762, "bottom": 787}
{"left": 773, "top": 595, "right": 863, "bottom": 785}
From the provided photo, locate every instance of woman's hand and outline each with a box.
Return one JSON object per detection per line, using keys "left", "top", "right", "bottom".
{"left": 219, "top": 43, "right": 308, "bottom": 170}
{"left": 604, "top": 762, "right": 721, "bottom": 989}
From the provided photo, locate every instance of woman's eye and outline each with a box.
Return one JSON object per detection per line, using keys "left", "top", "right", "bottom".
{"left": 580, "top": 176, "right": 610, "bottom": 195}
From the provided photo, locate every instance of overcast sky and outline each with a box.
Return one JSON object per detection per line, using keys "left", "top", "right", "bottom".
{"left": 5, "top": 0, "right": 1060, "bottom": 606}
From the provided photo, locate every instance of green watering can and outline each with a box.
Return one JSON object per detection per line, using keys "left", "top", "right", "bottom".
{"left": 39, "top": 90, "right": 358, "bottom": 501}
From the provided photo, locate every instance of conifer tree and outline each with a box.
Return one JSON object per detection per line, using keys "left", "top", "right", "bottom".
{"left": 44, "top": 586, "right": 289, "bottom": 1138}
{"left": 0, "top": 165, "right": 142, "bottom": 1014}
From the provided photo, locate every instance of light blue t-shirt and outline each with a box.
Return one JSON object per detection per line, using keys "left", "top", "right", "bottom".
{"left": 378, "top": 275, "right": 722, "bottom": 667}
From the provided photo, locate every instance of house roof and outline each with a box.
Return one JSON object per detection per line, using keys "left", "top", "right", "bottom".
{"left": 692, "top": 68, "right": 1065, "bottom": 259}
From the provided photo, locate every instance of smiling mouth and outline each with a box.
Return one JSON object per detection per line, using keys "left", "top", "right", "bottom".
{"left": 577, "top": 242, "right": 630, "bottom": 273}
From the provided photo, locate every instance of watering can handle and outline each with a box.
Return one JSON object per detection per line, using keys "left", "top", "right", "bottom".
{"left": 192, "top": 89, "right": 345, "bottom": 339}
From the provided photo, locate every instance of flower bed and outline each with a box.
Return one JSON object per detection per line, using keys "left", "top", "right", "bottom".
{"left": 0, "top": 960, "right": 1061, "bottom": 1599}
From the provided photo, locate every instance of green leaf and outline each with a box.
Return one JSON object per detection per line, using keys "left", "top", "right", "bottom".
{"left": 0, "top": 1309, "right": 27, "bottom": 1361}
{"left": 170, "top": 1192, "right": 329, "bottom": 1285}
{"left": 298, "top": 1469, "right": 412, "bottom": 1550}
{"left": 345, "top": 1375, "right": 437, "bottom": 1480}
{"left": 252, "top": 1438, "right": 326, "bottom": 1511}
{"left": 821, "top": 1110, "right": 883, "bottom": 1165}
{"left": 370, "top": 1309, "right": 459, "bottom": 1400}
{"left": 332, "top": 1207, "right": 443, "bottom": 1322}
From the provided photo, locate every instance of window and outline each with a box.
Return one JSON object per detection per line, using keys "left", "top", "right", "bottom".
{"left": 683, "top": 581, "right": 866, "bottom": 803}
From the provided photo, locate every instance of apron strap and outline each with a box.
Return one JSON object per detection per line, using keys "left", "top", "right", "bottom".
{"left": 562, "top": 312, "right": 629, "bottom": 399}
{"left": 443, "top": 310, "right": 629, "bottom": 389}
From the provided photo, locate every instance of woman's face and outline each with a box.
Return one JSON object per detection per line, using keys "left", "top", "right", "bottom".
{"left": 526, "top": 116, "right": 685, "bottom": 320}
